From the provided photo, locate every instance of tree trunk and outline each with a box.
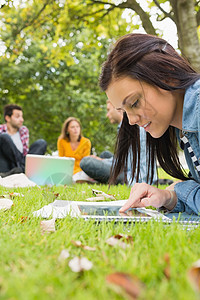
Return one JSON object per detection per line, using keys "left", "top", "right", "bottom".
{"left": 170, "top": 0, "right": 200, "bottom": 71}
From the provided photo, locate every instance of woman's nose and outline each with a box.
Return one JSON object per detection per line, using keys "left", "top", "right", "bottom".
{"left": 126, "top": 112, "right": 140, "bottom": 126}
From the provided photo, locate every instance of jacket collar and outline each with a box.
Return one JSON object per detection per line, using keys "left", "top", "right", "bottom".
{"left": 182, "top": 79, "right": 200, "bottom": 132}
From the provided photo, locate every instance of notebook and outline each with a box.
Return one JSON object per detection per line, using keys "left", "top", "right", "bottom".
{"left": 25, "top": 154, "right": 75, "bottom": 186}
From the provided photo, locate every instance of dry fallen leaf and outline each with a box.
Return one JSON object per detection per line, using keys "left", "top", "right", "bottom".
{"left": 18, "top": 216, "right": 30, "bottom": 223}
{"left": 106, "top": 237, "right": 128, "bottom": 249}
{"left": 114, "top": 234, "right": 133, "bottom": 243}
{"left": 163, "top": 253, "right": 170, "bottom": 280}
{"left": 53, "top": 192, "right": 60, "bottom": 198}
{"left": 9, "top": 192, "right": 24, "bottom": 198}
{"left": 188, "top": 259, "right": 200, "bottom": 291}
{"left": 71, "top": 240, "right": 82, "bottom": 247}
{"left": 71, "top": 240, "right": 96, "bottom": 251}
{"left": 40, "top": 218, "right": 56, "bottom": 234}
{"left": 86, "top": 189, "right": 116, "bottom": 201}
{"left": 83, "top": 245, "right": 97, "bottom": 251}
{"left": 106, "top": 272, "right": 143, "bottom": 300}
{"left": 58, "top": 249, "right": 70, "bottom": 262}
{"left": 68, "top": 256, "right": 93, "bottom": 272}
{"left": 106, "top": 234, "right": 133, "bottom": 249}
{"left": 0, "top": 198, "right": 13, "bottom": 211}
{"left": 92, "top": 189, "right": 116, "bottom": 200}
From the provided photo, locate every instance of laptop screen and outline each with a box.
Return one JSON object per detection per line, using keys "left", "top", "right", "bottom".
{"left": 25, "top": 154, "right": 75, "bottom": 186}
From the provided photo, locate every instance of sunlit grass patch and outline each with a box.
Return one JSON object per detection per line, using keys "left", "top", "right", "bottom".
{"left": 0, "top": 182, "right": 199, "bottom": 300}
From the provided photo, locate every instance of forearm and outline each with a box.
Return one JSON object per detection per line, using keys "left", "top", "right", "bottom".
{"left": 163, "top": 190, "right": 177, "bottom": 211}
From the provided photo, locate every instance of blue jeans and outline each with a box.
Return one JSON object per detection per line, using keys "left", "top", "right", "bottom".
{"left": 0, "top": 133, "right": 47, "bottom": 172}
{"left": 99, "top": 151, "right": 113, "bottom": 159}
{"left": 80, "top": 154, "right": 124, "bottom": 185}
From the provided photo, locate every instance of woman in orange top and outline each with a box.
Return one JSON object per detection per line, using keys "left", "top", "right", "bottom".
{"left": 57, "top": 117, "right": 94, "bottom": 183}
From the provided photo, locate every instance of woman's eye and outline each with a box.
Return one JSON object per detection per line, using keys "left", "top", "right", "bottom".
{"left": 131, "top": 99, "right": 139, "bottom": 108}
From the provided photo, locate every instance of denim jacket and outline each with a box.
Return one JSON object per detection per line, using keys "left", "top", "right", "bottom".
{"left": 173, "top": 79, "right": 200, "bottom": 215}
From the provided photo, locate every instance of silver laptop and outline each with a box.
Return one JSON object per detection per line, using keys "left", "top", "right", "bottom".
{"left": 25, "top": 154, "right": 75, "bottom": 186}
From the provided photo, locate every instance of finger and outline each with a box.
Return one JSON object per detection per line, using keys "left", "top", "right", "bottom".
{"left": 119, "top": 196, "right": 147, "bottom": 211}
{"left": 119, "top": 194, "right": 141, "bottom": 212}
{"left": 119, "top": 200, "right": 134, "bottom": 212}
{"left": 119, "top": 183, "right": 148, "bottom": 212}
{"left": 140, "top": 197, "right": 150, "bottom": 207}
{"left": 141, "top": 194, "right": 163, "bottom": 208}
{"left": 130, "top": 184, "right": 137, "bottom": 195}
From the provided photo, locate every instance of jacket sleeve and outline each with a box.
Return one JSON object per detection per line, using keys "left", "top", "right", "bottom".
{"left": 172, "top": 86, "right": 200, "bottom": 215}
{"left": 172, "top": 180, "right": 200, "bottom": 215}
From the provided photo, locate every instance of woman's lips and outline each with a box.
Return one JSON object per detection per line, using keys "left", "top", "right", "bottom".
{"left": 143, "top": 121, "right": 151, "bottom": 132}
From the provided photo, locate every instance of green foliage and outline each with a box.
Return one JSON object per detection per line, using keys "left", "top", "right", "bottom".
{"left": 1, "top": 0, "right": 199, "bottom": 152}
{"left": 0, "top": 1, "right": 134, "bottom": 153}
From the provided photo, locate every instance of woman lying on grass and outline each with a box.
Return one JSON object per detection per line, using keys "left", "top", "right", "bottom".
{"left": 99, "top": 33, "right": 200, "bottom": 215}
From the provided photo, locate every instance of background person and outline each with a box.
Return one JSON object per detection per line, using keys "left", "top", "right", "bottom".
{"left": 57, "top": 117, "right": 94, "bottom": 183}
{"left": 80, "top": 100, "right": 158, "bottom": 185}
{"left": 99, "top": 33, "right": 200, "bottom": 215}
{"left": 0, "top": 104, "right": 47, "bottom": 177}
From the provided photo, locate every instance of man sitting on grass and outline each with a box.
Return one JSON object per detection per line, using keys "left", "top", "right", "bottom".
{"left": 0, "top": 104, "right": 47, "bottom": 177}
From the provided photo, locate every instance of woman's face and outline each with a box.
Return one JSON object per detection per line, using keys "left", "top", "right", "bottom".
{"left": 106, "top": 77, "right": 183, "bottom": 138}
{"left": 67, "top": 120, "right": 81, "bottom": 139}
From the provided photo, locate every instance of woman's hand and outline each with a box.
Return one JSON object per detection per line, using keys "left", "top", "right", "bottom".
{"left": 119, "top": 183, "right": 177, "bottom": 212}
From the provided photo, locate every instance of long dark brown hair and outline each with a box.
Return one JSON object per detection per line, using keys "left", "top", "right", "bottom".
{"left": 99, "top": 33, "right": 200, "bottom": 184}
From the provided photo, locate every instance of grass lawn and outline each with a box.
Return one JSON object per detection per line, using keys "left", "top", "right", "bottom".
{"left": 0, "top": 179, "right": 199, "bottom": 300}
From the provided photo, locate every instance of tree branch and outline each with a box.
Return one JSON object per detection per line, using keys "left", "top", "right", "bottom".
{"left": 72, "top": 7, "right": 113, "bottom": 20}
{"left": 88, "top": 0, "right": 116, "bottom": 7}
{"left": 15, "top": 0, "right": 54, "bottom": 35}
{"left": 88, "top": 0, "right": 156, "bottom": 35}
{"left": 153, "top": 0, "right": 174, "bottom": 21}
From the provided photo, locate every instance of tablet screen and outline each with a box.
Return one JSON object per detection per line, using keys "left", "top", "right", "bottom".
{"left": 78, "top": 205, "right": 152, "bottom": 218}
